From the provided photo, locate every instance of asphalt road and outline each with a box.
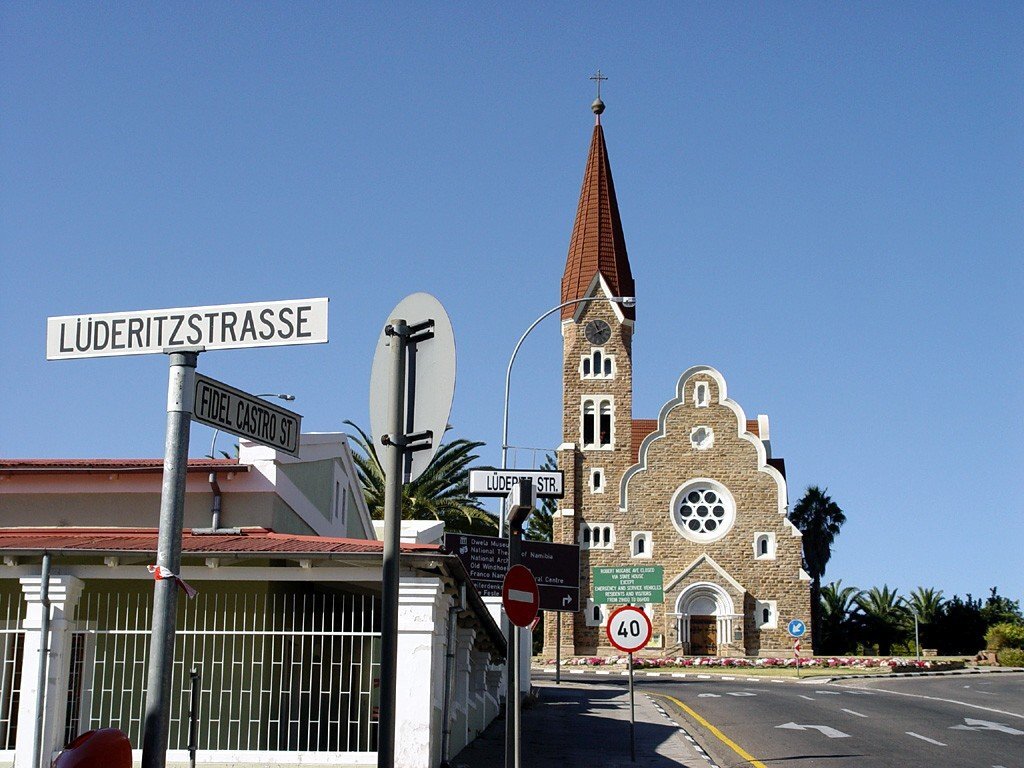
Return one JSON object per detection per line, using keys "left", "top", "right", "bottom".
{"left": 536, "top": 671, "right": 1024, "bottom": 768}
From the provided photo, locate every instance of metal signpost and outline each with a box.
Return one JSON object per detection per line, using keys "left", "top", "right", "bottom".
{"left": 45, "top": 297, "right": 328, "bottom": 768}
{"left": 787, "top": 619, "right": 807, "bottom": 679}
{"left": 592, "top": 565, "right": 665, "bottom": 605}
{"left": 606, "top": 606, "right": 653, "bottom": 763}
{"left": 369, "top": 293, "right": 455, "bottom": 768}
{"left": 191, "top": 374, "right": 303, "bottom": 456}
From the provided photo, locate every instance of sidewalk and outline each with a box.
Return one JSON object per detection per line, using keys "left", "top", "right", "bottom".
{"left": 450, "top": 681, "right": 700, "bottom": 768}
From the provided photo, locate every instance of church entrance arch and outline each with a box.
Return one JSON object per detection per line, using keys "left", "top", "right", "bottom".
{"left": 675, "top": 582, "right": 738, "bottom": 656}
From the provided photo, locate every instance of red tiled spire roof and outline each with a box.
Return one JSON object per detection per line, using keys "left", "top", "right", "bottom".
{"left": 561, "top": 114, "right": 635, "bottom": 320}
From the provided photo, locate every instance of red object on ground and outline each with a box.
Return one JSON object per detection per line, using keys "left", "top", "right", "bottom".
{"left": 53, "top": 729, "right": 131, "bottom": 768}
{"left": 502, "top": 564, "right": 539, "bottom": 628}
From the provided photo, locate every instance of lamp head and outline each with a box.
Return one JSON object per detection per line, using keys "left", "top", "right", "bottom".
{"left": 614, "top": 296, "right": 636, "bottom": 308}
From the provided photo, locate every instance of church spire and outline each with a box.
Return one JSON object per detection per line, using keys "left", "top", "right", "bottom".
{"left": 560, "top": 86, "right": 635, "bottom": 320}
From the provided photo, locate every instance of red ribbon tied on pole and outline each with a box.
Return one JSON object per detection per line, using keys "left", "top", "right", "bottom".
{"left": 147, "top": 564, "right": 198, "bottom": 599}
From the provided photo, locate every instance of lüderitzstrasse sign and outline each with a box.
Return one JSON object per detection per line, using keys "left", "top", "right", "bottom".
{"left": 46, "top": 297, "right": 328, "bottom": 360}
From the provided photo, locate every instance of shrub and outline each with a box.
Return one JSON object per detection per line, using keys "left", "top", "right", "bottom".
{"left": 996, "top": 648, "right": 1024, "bottom": 667}
{"left": 985, "top": 622, "right": 1024, "bottom": 651}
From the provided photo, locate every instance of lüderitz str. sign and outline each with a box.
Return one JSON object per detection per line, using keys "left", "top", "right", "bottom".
{"left": 46, "top": 297, "right": 329, "bottom": 360}
{"left": 192, "top": 374, "right": 302, "bottom": 457}
{"left": 468, "top": 469, "right": 564, "bottom": 499}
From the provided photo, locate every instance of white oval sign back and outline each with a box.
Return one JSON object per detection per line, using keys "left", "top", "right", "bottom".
{"left": 369, "top": 293, "right": 456, "bottom": 483}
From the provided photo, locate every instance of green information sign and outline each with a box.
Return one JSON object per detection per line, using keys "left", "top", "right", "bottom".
{"left": 592, "top": 565, "right": 664, "bottom": 605}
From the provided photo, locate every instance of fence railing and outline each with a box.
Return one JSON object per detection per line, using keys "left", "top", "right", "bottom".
{"left": 0, "top": 593, "right": 25, "bottom": 751}
{"left": 68, "top": 586, "right": 381, "bottom": 754}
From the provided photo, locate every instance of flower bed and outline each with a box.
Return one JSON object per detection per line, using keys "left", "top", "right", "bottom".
{"left": 543, "top": 655, "right": 962, "bottom": 671}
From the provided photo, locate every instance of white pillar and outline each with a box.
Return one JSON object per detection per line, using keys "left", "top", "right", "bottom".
{"left": 15, "top": 576, "right": 84, "bottom": 768}
{"left": 394, "top": 577, "right": 446, "bottom": 768}
{"left": 449, "top": 627, "right": 475, "bottom": 755}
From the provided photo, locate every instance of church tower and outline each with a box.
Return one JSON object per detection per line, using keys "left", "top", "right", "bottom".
{"left": 550, "top": 93, "right": 638, "bottom": 654}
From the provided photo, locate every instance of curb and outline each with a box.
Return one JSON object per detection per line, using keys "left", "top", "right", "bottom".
{"left": 532, "top": 665, "right": 1023, "bottom": 683}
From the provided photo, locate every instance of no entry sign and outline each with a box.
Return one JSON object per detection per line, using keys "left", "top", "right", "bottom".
{"left": 606, "top": 606, "right": 653, "bottom": 654}
{"left": 502, "top": 565, "right": 539, "bottom": 628}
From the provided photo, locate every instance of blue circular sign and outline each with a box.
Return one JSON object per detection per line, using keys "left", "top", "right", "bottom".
{"left": 787, "top": 619, "right": 807, "bottom": 638}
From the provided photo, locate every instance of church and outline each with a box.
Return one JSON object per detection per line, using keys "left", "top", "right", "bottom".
{"left": 545, "top": 94, "right": 811, "bottom": 658}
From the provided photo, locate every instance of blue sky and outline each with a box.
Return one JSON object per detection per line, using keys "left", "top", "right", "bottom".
{"left": 2, "top": 3, "right": 1021, "bottom": 605}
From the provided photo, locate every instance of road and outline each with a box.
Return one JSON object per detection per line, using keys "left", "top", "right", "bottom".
{"left": 536, "top": 670, "right": 1023, "bottom": 767}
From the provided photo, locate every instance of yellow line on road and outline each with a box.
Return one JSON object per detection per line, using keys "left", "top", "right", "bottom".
{"left": 655, "top": 693, "right": 767, "bottom": 768}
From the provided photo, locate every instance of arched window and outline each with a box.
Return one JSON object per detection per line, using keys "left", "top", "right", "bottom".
{"left": 583, "top": 357, "right": 591, "bottom": 376}
{"left": 599, "top": 400, "right": 612, "bottom": 447}
{"left": 593, "top": 604, "right": 601, "bottom": 623}
{"left": 603, "top": 527, "right": 611, "bottom": 545}
{"left": 635, "top": 537, "right": 645, "bottom": 555}
{"left": 759, "top": 538, "right": 768, "bottom": 556}
{"left": 753, "top": 533, "right": 776, "bottom": 560}
{"left": 603, "top": 357, "right": 612, "bottom": 376}
{"left": 695, "top": 382, "right": 710, "bottom": 407}
{"left": 762, "top": 607, "right": 770, "bottom": 625}
{"left": 582, "top": 401, "right": 595, "bottom": 446}
{"left": 593, "top": 350, "right": 602, "bottom": 371}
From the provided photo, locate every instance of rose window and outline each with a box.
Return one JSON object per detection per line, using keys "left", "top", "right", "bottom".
{"left": 670, "top": 481, "right": 735, "bottom": 542}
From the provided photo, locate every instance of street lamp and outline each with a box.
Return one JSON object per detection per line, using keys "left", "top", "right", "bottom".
{"left": 499, "top": 295, "right": 635, "bottom": 534}
{"left": 208, "top": 392, "right": 296, "bottom": 459}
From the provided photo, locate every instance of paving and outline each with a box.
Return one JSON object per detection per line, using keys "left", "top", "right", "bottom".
{"left": 450, "top": 680, "right": 703, "bottom": 768}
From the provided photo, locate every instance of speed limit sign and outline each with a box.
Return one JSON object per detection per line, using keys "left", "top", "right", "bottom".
{"left": 606, "top": 606, "right": 652, "bottom": 653}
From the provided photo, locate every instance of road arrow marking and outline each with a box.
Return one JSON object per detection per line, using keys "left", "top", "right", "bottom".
{"left": 906, "top": 731, "right": 946, "bottom": 746}
{"left": 776, "top": 722, "right": 850, "bottom": 738}
{"left": 949, "top": 718, "right": 1024, "bottom": 735}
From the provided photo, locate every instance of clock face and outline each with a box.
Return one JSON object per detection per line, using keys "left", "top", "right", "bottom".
{"left": 585, "top": 319, "right": 612, "bottom": 345}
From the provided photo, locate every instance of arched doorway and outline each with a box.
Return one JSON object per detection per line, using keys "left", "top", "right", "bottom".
{"left": 675, "top": 582, "right": 738, "bottom": 656}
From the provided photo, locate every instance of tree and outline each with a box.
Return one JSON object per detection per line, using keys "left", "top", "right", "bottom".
{"left": 933, "top": 594, "right": 986, "bottom": 654}
{"left": 980, "top": 587, "right": 1024, "bottom": 627}
{"left": 344, "top": 421, "right": 497, "bottom": 535}
{"left": 819, "top": 580, "right": 862, "bottom": 655}
{"left": 789, "top": 486, "right": 846, "bottom": 652}
{"left": 906, "top": 587, "right": 945, "bottom": 650}
{"left": 855, "top": 585, "right": 908, "bottom": 655}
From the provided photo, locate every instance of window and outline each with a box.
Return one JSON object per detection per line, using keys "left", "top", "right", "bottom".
{"left": 590, "top": 468, "right": 604, "bottom": 493}
{"left": 753, "top": 533, "right": 776, "bottom": 560}
{"left": 631, "top": 531, "right": 652, "bottom": 559}
{"left": 756, "top": 600, "right": 777, "bottom": 629}
{"left": 581, "top": 397, "right": 614, "bottom": 449}
{"left": 670, "top": 480, "right": 736, "bottom": 543}
{"left": 695, "top": 382, "right": 710, "bottom": 407}
{"left": 580, "top": 523, "right": 614, "bottom": 550}
{"left": 585, "top": 599, "right": 607, "bottom": 627}
{"left": 581, "top": 349, "right": 615, "bottom": 379}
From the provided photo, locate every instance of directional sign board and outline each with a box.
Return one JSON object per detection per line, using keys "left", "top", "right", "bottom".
{"left": 443, "top": 533, "right": 580, "bottom": 612}
{"left": 787, "top": 619, "right": 807, "bottom": 638}
{"left": 191, "top": 374, "right": 302, "bottom": 456}
{"left": 502, "top": 565, "right": 540, "bottom": 628}
{"left": 592, "top": 565, "right": 664, "bottom": 605}
{"left": 46, "top": 298, "right": 329, "bottom": 360}
{"left": 606, "top": 606, "right": 653, "bottom": 653}
{"left": 468, "top": 469, "right": 564, "bottom": 499}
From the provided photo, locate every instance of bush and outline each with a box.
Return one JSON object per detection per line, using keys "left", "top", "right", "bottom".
{"left": 985, "top": 622, "right": 1024, "bottom": 651}
{"left": 996, "top": 648, "right": 1024, "bottom": 667}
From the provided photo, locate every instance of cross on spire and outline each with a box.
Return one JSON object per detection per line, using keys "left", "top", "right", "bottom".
{"left": 590, "top": 70, "right": 607, "bottom": 99}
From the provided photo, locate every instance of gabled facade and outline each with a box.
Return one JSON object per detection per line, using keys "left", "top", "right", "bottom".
{"left": 547, "top": 101, "right": 810, "bottom": 657}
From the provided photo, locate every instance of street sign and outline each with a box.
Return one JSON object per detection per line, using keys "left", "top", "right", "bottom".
{"left": 191, "top": 374, "right": 302, "bottom": 456}
{"left": 468, "top": 469, "right": 564, "bottom": 498}
{"left": 592, "top": 565, "right": 664, "bottom": 605}
{"left": 46, "top": 297, "right": 329, "bottom": 360}
{"left": 443, "top": 533, "right": 580, "bottom": 612}
{"left": 502, "top": 565, "right": 540, "bottom": 628}
{"left": 787, "top": 619, "right": 807, "bottom": 638}
{"left": 606, "top": 605, "right": 653, "bottom": 653}
{"left": 369, "top": 293, "right": 455, "bottom": 483}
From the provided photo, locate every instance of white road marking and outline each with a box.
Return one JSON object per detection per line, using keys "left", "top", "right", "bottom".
{"left": 949, "top": 718, "right": 1024, "bottom": 735}
{"left": 799, "top": 695, "right": 815, "bottom": 701}
{"left": 906, "top": 731, "right": 947, "bottom": 746}
{"left": 815, "top": 690, "right": 842, "bottom": 695}
{"left": 776, "top": 722, "right": 850, "bottom": 738}
{"left": 697, "top": 674, "right": 711, "bottom": 679}
{"left": 569, "top": 669, "right": 584, "bottom": 674}
{"left": 727, "top": 692, "right": 757, "bottom": 697}
{"left": 722, "top": 676, "right": 735, "bottom": 680}
{"left": 596, "top": 671, "right": 610, "bottom": 675}
{"left": 842, "top": 708, "right": 868, "bottom": 718}
{"left": 645, "top": 672, "right": 662, "bottom": 677}
{"left": 842, "top": 686, "right": 1024, "bottom": 720}
{"left": 698, "top": 693, "right": 721, "bottom": 698}
{"left": 671, "top": 672, "right": 686, "bottom": 678}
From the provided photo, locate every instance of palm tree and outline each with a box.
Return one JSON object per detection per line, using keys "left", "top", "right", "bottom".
{"left": 344, "top": 421, "right": 497, "bottom": 534}
{"left": 820, "top": 581, "right": 862, "bottom": 655}
{"left": 907, "top": 587, "right": 945, "bottom": 651}
{"left": 856, "top": 585, "right": 908, "bottom": 655}
{"left": 789, "top": 486, "right": 846, "bottom": 651}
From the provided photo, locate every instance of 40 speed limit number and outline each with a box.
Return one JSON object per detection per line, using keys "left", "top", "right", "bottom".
{"left": 606, "top": 606, "right": 653, "bottom": 653}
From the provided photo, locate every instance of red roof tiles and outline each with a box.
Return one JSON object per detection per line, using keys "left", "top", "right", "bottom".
{"left": 0, "top": 527, "right": 437, "bottom": 556}
{"left": 561, "top": 123, "right": 635, "bottom": 320}
{"left": 631, "top": 419, "right": 658, "bottom": 461}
